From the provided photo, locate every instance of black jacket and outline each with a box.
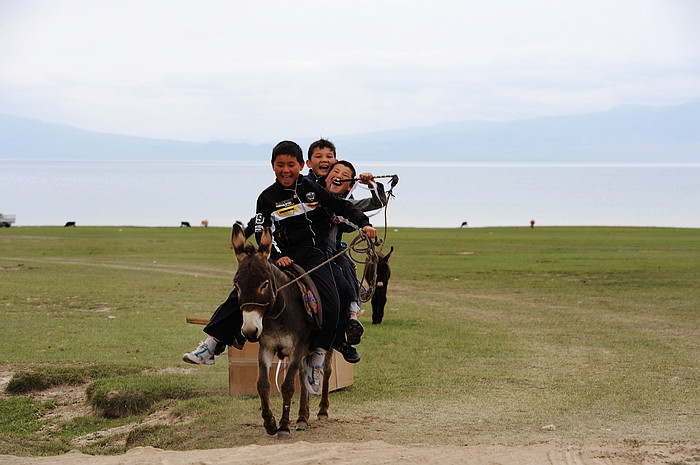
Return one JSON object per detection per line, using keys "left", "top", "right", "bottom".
{"left": 254, "top": 176, "right": 372, "bottom": 261}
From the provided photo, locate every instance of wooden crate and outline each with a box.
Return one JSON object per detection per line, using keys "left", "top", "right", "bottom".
{"left": 227, "top": 342, "right": 354, "bottom": 396}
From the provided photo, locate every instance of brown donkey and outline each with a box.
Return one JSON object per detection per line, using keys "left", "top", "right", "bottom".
{"left": 230, "top": 223, "right": 333, "bottom": 439}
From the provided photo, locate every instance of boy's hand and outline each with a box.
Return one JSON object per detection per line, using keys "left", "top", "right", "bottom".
{"left": 361, "top": 225, "right": 377, "bottom": 238}
{"left": 358, "top": 172, "right": 375, "bottom": 185}
{"left": 276, "top": 256, "right": 294, "bottom": 267}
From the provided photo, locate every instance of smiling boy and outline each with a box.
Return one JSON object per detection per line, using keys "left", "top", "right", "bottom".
{"left": 305, "top": 138, "right": 337, "bottom": 183}
{"left": 324, "top": 160, "right": 387, "bottom": 359}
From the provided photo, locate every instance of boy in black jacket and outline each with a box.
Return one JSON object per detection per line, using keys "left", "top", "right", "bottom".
{"left": 324, "top": 160, "right": 387, "bottom": 357}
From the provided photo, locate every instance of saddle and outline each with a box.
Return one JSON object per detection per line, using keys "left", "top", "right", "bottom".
{"left": 283, "top": 264, "right": 323, "bottom": 330}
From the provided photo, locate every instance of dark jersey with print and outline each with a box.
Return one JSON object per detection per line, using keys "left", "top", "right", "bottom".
{"left": 254, "top": 176, "right": 371, "bottom": 261}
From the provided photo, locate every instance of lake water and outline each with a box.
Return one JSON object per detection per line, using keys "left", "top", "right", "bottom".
{"left": 2, "top": 160, "right": 699, "bottom": 228}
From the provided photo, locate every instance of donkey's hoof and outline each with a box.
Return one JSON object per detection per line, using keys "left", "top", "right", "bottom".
{"left": 295, "top": 420, "right": 308, "bottom": 431}
{"left": 276, "top": 429, "right": 290, "bottom": 440}
{"left": 317, "top": 412, "right": 329, "bottom": 423}
{"left": 264, "top": 420, "right": 278, "bottom": 436}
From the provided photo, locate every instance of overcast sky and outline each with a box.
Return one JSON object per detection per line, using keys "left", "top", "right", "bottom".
{"left": 1, "top": 0, "right": 699, "bottom": 143}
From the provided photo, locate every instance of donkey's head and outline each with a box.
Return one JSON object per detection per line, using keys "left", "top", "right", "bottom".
{"left": 375, "top": 246, "right": 394, "bottom": 283}
{"left": 363, "top": 246, "right": 394, "bottom": 285}
{"left": 231, "top": 223, "right": 275, "bottom": 342}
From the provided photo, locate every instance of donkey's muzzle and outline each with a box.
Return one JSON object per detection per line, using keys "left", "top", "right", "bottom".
{"left": 241, "top": 310, "right": 263, "bottom": 342}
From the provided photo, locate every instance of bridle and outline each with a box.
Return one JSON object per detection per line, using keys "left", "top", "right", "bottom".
{"left": 237, "top": 224, "right": 386, "bottom": 320}
{"left": 238, "top": 259, "right": 287, "bottom": 320}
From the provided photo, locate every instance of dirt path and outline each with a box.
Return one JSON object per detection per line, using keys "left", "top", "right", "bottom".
{"left": 1, "top": 440, "right": 698, "bottom": 465}
{"left": 3, "top": 256, "right": 231, "bottom": 279}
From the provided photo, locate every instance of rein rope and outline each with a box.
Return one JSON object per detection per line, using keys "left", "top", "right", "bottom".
{"left": 339, "top": 174, "right": 398, "bottom": 254}
{"left": 264, "top": 263, "right": 288, "bottom": 320}
{"left": 274, "top": 232, "right": 381, "bottom": 303}
{"left": 346, "top": 233, "right": 380, "bottom": 303}
{"left": 378, "top": 176, "right": 397, "bottom": 252}
{"left": 266, "top": 173, "right": 398, "bottom": 306}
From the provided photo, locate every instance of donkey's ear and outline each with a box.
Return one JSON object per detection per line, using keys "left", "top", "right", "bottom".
{"left": 231, "top": 223, "right": 247, "bottom": 263}
{"left": 257, "top": 227, "right": 272, "bottom": 260}
{"left": 384, "top": 246, "right": 394, "bottom": 261}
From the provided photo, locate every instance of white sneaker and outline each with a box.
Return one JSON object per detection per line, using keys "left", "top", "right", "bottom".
{"left": 302, "top": 355, "right": 323, "bottom": 396}
{"left": 183, "top": 341, "right": 215, "bottom": 365}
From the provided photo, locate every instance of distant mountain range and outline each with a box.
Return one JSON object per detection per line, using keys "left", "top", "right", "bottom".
{"left": 1, "top": 100, "right": 698, "bottom": 162}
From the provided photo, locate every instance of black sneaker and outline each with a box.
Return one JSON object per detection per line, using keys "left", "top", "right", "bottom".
{"left": 334, "top": 341, "right": 361, "bottom": 364}
{"left": 345, "top": 318, "right": 364, "bottom": 345}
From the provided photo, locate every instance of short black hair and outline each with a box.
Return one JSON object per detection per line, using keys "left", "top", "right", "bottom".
{"left": 307, "top": 138, "right": 336, "bottom": 160}
{"left": 271, "top": 140, "right": 304, "bottom": 165}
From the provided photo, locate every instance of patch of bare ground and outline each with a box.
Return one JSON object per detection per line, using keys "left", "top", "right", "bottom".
{"left": 0, "top": 370, "right": 13, "bottom": 395}
{"left": 0, "top": 367, "right": 197, "bottom": 448}
{"left": 70, "top": 406, "right": 196, "bottom": 448}
{"left": 0, "top": 368, "right": 92, "bottom": 430}
{"left": 144, "top": 366, "right": 199, "bottom": 375}
{"left": 2, "top": 257, "right": 231, "bottom": 279}
{"left": 35, "top": 384, "right": 93, "bottom": 426}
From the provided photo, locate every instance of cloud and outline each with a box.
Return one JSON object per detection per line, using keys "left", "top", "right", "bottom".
{"left": 1, "top": 0, "right": 699, "bottom": 142}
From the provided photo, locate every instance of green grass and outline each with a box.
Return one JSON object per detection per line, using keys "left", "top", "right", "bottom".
{"left": 1, "top": 225, "right": 698, "bottom": 455}
{"left": 87, "top": 373, "right": 217, "bottom": 417}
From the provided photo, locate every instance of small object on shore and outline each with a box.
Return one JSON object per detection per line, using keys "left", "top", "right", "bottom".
{"left": 0, "top": 213, "right": 16, "bottom": 227}
{"left": 542, "top": 424, "right": 556, "bottom": 431}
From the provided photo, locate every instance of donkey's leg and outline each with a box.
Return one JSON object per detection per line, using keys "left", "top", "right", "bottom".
{"left": 371, "top": 293, "right": 380, "bottom": 324}
{"left": 257, "top": 358, "right": 277, "bottom": 435}
{"left": 317, "top": 351, "right": 333, "bottom": 422}
{"left": 276, "top": 360, "right": 299, "bottom": 440}
{"left": 377, "top": 288, "right": 387, "bottom": 324}
{"left": 296, "top": 360, "right": 311, "bottom": 431}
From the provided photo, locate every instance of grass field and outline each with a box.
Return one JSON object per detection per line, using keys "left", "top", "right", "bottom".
{"left": 1, "top": 226, "right": 698, "bottom": 456}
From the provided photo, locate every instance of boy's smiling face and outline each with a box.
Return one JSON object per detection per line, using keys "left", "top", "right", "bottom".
{"left": 273, "top": 154, "right": 304, "bottom": 187}
{"left": 306, "top": 147, "right": 336, "bottom": 178}
{"left": 326, "top": 163, "right": 354, "bottom": 195}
